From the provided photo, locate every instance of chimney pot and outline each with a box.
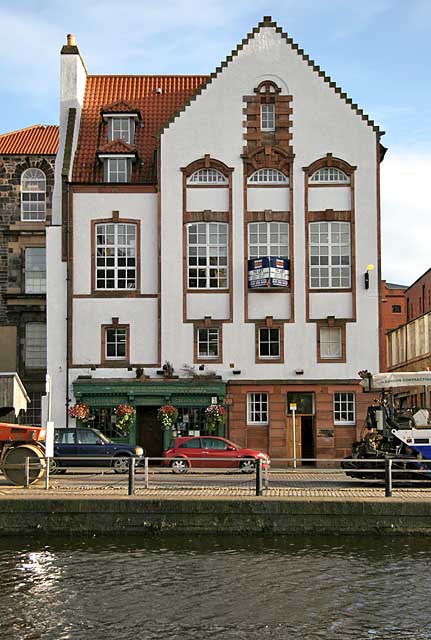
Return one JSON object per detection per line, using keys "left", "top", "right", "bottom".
{"left": 263, "top": 15, "right": 272, "bottom": 22}
{"left": 67, "top": 34, "right": 77, "bottom": 46}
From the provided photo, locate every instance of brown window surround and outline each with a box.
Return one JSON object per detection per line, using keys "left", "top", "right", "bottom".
{"left": 255, "top": 317, "right": 284, "bottom": 364}
{"left": 193, "top": 319, "right": 223, "bottom": 364}
{"left": 316, "top": 318, "right": 346, "bottom": 363}
{"left": 91, "top": 214, "right": 141, "bottom": 297}
{"left": 304, "top": 154, "right": 356, "bottom": 184}
{"left": 101, "top": 317, "right": 130, "bottom": 367}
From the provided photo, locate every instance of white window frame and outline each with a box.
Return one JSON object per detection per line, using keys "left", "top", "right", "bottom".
{"left": 333, "top": 392, "right": 355, "bottom": 425}
{"left": 109, "top": 117, "right": 133, "bottom": 144}
{"left": 197, "top": 327, "right": 219, "bottom": 359}
{"left": 248, "top": 222, "right": 289, "bottom": 259}
{"left": 309, "top": 168, "right": 350, "bottom": 184}
{"left": 247, "top": 168, "right": 288, "bottom": 184}
{"left": 95, "top": 223, "right": 137, "bottom": 291}
{"left": 261, "top": 103, "right": 275, "bottom": 131}
{"left": 309, "top": 221, "right": 351, "bottom": 289}
{"left": 21, "top": 168, "right": 46, "bottom": 221}
{"left": 105, "top": 327, "right": 127, "bottom": 360}
{"left": 247, "top": 393, "right": 269, "bottom": 425}
{"left": 25, "top": 323, "right": 46, "bottom": 369}
{"left": 105, "top": 157, "right": 130, "bottom": 183}
{"left": 320, "top": 326, "right": 342, "bottom": 359}
{"left": 187, "top": 169, "right": 228, "bottom": 185}
{"left": 25, "top": 247, "right": 46, "bottom": 294}
{"left": 187, "top": 222, "right": 228, "bottom": 290}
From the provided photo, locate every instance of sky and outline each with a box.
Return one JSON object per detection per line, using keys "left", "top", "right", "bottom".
{"left": 0, "top": 0, "right": 429, "bottom": 286}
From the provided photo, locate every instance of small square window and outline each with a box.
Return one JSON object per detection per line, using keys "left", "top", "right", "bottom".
{"left": 247, "top": 393, "right": 269, "bottom": 424}
{"left": 105, "top": 328, "right": 127, "bottom": 359}
{"left": 333, "top": 392, "right": 355, "bottom": 425}
{"left": 320, "top": 326, "right": 342, "bottom": 360}
{"left": 109, "top": 117, "right": 133, "bottom": 144}
{"left": 197, "top": 327, "right": 219, "bottom": 359}
{"left": 258, "top": 327, "right": 280, "bottom": 359}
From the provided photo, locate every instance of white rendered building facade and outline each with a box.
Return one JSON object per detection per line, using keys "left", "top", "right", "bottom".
{"left": 47, "top": 18, "right": 383, "bottom": 459}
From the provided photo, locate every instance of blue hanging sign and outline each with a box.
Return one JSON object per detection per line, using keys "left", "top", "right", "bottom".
{"left": 248, "top": 257, "right": 290, "bottom": 288}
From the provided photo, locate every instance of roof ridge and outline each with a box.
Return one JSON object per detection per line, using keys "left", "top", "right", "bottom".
{"left": 0, "top": 124, "right": 57, "bottom": 137}
{"left": 88, "top": 74, "right": 208, "bottom": 79}
{"left": 159, "top": 15, "right": 381, "bottom": 136}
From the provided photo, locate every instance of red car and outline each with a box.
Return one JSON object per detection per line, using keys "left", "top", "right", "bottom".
{"left": 164, "top": 435, "right": 270, "bottom": 474}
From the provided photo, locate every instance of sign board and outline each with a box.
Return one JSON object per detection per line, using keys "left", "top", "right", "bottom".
{"left": 211, "top": 396, "right": 218, "bottom": 405}
{"left": 360, "top": 372, "right": 431, "bottom": 390}
{"left": 248, "top": 257, "right": 290, "bottom": 289}
{"left": 45, "top": 421, "right": 55, "bottom": 458}
{"left": 289, "top": 403, "right": 297, "bottom": 411}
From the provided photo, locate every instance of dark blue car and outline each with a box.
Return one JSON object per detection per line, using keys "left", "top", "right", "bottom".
{"left": 51, "top": 427, "right": 144, "bottom": 474}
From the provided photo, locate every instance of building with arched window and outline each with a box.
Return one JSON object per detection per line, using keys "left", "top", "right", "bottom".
{"left": 0, "top": 125, "right": 58, "bottom": 424}
{"left": 48, "top": 18, "right": 383, "bottom": 462}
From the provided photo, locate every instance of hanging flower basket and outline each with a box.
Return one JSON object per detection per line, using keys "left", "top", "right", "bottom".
{"left": 157, "top": 405, "right": 178, "bottom": 431}
{"left": 68, "top": 402, "right": 91, "bottom": 423}
{"left": 204, "top": 404, "right": 226, "bottom": 433}
{"left": 114, "top": 404, "right": 136, "bottom": 435}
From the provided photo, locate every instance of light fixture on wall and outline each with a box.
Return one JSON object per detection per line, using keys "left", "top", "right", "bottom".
{"left": 295, "top": 369, "right": 304, "bottom": 375}
{"left": 364, "top": 264, "right": 374, "bottom": 289}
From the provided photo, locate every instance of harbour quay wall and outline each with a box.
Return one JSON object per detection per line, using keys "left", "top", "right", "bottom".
{"left": 2, "top": 497, "right": 431, "bottom": 535}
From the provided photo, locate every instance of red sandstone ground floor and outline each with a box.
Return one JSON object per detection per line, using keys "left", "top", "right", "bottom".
{"left": 226, "top": 380, "right": 371, "bottom": 464}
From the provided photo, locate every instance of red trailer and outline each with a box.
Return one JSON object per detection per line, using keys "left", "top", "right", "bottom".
{"left": 0, "top": 423, "right": 46, "bottom": 485}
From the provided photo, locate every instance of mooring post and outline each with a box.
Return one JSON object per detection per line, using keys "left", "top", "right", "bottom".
{"left": 24, "top": 457, "right": 30, "bottom": 489}
{"left": 144, "top": 457, "right": 149, "bottom": 489}
{"left": 255, "top": 458, "right": 263, "bottom": 496}
{"left": 385, "top": 458, "right": 392, "bottom": 498}
{"left": 128, "top": 458, "right": 135, "bottom": 496}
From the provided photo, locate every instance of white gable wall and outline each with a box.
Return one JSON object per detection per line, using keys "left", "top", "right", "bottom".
{"left": 160, "top": 26, "right": 379, "bottom": 380}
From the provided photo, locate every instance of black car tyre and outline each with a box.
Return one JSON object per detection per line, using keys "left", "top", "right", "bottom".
{"left": 240, "top": 458, "right": 256, "bottom": 473}
{"left": 49, "top": 458, "right": 66, "bottom": 475}
{"left": 112, "top": 454, "right": 131, "bottom": 474}
{"left": 170, "top": 458, "right": 189, "bottom": 474}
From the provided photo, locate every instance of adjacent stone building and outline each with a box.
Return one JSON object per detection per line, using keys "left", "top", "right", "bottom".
{"left": 387, "top": 268, "right": 431, "bottom": 408}
{"left": 48, "top": 18, "right": 384, "bottom": 461}
{"left": 0, "top": 125, "right": 59, "bottom": 423}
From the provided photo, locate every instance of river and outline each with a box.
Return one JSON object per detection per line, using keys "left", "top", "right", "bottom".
{"left": 0, "top": 534, "right": 430, "bottom": 639}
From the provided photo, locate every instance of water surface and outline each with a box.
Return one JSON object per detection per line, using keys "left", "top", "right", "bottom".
{"left": 0, "top": 534, "right": 430, "bottom": 639}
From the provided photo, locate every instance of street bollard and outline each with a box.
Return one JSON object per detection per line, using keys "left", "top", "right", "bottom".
{"left": 385, "top": 458, "right": 392, "bottom": 498}
{"left": 128, "top": 458, "right": 136, "bottom": 496}
{"left": 255, "top": 458, "right": 263, "bottom": 496}
{"left": 144, "top": 457, "right": 149, "bottom": 489}
{"left": 24, "top": 457, "right": 30, "bottom": 489}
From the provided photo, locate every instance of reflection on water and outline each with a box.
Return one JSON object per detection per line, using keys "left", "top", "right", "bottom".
{"left": 0, "top": 534, "right": 431, "bottom": 639}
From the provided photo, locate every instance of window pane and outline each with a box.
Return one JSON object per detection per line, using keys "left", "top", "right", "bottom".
{"left": 95, "top": 223, "right": 137, "bottom": 290}
{"left": 25, "top": 323, "right": 46, "bottom": 368}
{"left": 247, "top": 393, "right": 269, "bottom": 424}
{"left": 188, "top": 169, "right": 227, "bottom": 184}
{"left": 333, "top": 392, "right": 355, "bottom": 424}
{"left": 309, "top": 221, "right": 351, "bottom": 289}
{"left": 21, "top": 168, "right": 46, "bottom": 221}
{"left": 187, "top": 223, "right": 228, "bottom": 289}
{"left": 248, "top": 222, "right": 289, "bottom": 259}
{"left": 25, "top": 247, "right": 46, "bottom": 293}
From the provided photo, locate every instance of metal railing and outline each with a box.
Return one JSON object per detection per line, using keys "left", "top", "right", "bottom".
{"left": 4, "top": 455, "right": 431, "bottom": 498}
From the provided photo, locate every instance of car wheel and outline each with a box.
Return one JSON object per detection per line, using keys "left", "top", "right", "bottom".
{"left": 170, "top": 458, "right": 189, "bottom": 474}
{"left": 49, "top": 458, "right": 64, "bottom": 475}
{"left": 240, "top": 458, "right": 256, "bottom": 473}
{"left": 112, "top": 455, "right": 130, "bottom": 474}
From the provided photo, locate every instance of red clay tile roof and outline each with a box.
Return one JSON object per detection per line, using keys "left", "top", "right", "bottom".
{"left": 97, "top": 139, "right": 138, "bottom": 155}
{"left": 100, "top": 100, "right": 142, "bottom": 118}
{"left": 0, "top": 125, "right": 58, "bottom": 155}
{"left": 73, "top": 75, "right": 207, "bottom": 183}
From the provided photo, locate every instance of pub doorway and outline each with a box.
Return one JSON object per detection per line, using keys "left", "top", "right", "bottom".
{"left": 300, "top": 415, "right": 315, "bottom": 465}
{"left": 136, "top": 407, "right": 163, "bottom": 459}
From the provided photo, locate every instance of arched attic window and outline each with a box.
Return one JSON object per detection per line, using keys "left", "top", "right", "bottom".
{"left": 309, "top": 168, "right": 350, "bottom": 184}
{"left": 187, "top": 168, "right": 228, "bottom": 185}
{"left": 248, "top": 168, "right": 289, "bottom": 185}
{"left": 21, "top": 168, "right": 46, "bottom": 221}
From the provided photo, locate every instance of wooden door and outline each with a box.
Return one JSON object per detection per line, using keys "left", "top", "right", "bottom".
{"left": 137, "top": 407, "right": 164, "bottom": 459}
{"left": 285, "top": 415, "right": 302, "bottom": 466}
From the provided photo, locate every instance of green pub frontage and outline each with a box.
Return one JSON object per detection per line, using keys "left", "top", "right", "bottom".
{"left": 72, "top": 377, "right": 227, "bottom": 457}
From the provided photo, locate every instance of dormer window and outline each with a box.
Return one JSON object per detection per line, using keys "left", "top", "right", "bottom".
{"left": 105, "top": 158, "right": 130, "bottom": 183}
{"left": 108, "top": 117, "right": 134, "bottom": 144}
